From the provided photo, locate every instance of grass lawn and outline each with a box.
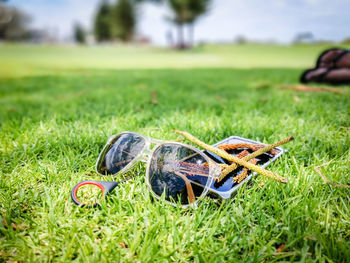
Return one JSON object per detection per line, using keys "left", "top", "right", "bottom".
{"left": 0, "top": 44, "right": 349, "bottom": 262}
{"left": 1, "top": 43, "right": 350, "bottom": 78}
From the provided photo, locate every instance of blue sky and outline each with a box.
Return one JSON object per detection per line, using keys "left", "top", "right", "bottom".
{"left": 7, "top": 0, "right": 350, "bottom": 45}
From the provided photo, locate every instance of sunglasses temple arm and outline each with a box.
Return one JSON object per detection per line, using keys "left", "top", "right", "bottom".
{"left": 179, "top": 152, "right": 201, "bottom": 162}
{"left": 149, "top": 138, "right": 167, "bottom": 144}
{"left": 98, "top": 181, "right": 119, "bottom": 194}
{"left": 173, "top": 171, "right": 196, "bottom": 204}
{"left": 71, "top": 180, "right": 119, "bottom": 206}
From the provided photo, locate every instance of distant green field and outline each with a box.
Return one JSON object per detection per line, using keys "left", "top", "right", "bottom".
{"left": 1, "top": 43, "right": 350, "bottom": 78}
{"left": 0, "top": 44, "right": 349, "bottom": 262}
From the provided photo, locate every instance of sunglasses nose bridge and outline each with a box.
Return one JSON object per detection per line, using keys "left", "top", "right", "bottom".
{"left": 149, "top": 138, "right": 164, "bottom": 144}
{"left": 139, "top": 148, "right": 153, "bottom": 162}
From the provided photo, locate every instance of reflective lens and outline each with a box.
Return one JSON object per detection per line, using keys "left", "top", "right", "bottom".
{"left": 148, "top": 143, "right": 213, "bottom": 205}
{"left": 97, "top": 133, "right": 146, "bottom": 175}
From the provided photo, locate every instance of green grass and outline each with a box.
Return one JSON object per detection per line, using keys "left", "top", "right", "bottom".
{"left": 0, "top": 44, "right": 349, "bottom": 262}
{"left": 1, "top": 43, "right": 350, "bottom": 78}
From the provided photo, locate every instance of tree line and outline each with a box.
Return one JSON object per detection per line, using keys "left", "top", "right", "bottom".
{"left": 0, "top": 0, "right": 31, "bottom": 41}
{"left": 0, "top": 0, "right": 212, "bottom": 48}
{"left": 92, "top": 0, "right": 211, "bottom": 48}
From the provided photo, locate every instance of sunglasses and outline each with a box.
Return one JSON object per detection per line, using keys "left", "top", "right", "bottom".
{"left": 71, "top": 131, "right": 222, "bottom": 208}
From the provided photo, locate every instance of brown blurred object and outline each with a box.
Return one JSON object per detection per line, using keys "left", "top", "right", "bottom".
{"left": 300, "top": 48, "right": 350, "bottom": 85}
{"left": 278, "top": 84, "right": 345, "bottom": 94}
{"left": 119, "top": 242, "right": 128, "bottom": 248}
{"left": 151, "top": 90, "right": 159, "bottom": 105}
{"left": 293, "top": 95, "right": 300, "bottom": 102}
{"left": 314, "top": 161, "right": 350, "bottom": 189}
{"left": 276, "top": 244, "right": 286, "bottom": 253}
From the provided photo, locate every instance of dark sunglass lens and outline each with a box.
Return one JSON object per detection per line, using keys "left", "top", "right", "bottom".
{"left": 148, "top": 144, "right": 212, "bottom": 205}
{"left": 97, "top": 133, "right": 146, "bottom": 175}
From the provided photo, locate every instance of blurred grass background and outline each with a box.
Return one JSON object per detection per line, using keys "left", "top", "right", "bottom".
{"left": 1, "top": 43, "right": 350, "bottom": 78}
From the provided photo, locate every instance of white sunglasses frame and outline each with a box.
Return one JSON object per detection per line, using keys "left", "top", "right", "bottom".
{"left": 95, "top": 131, "right": 222, "bottom": 208}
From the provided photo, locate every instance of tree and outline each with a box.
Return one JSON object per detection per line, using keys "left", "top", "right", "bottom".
{"left": 0, "top": 5, "right": 31, "bottom": 41}
{"left": 166, "top": 0, "right": 211, "bottom": 49}
{"left": 93, "top": 0, "right": 161, "bottom": 43}
{"left": 186, "top": 0, "right": 211, "bottom": 47}
{"left": 73, "top": 23, "right": 86, "bottom": 44}
{"left": 112, "top": 0, "right": 137, "bottom": 41}
{"left": 166, "top": 0, "right": 189, "bottom": 49}
{"left": 94, "top": 0, "right": 113, "bottom": 41}
{"left": 342, "top": 37, "right": 350, "bottom": 44}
